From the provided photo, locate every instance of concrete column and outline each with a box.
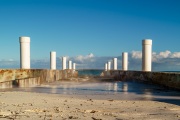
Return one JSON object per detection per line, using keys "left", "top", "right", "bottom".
{"left": 122, "top": 52, "right": 128, "bottom": 71}
{"left": 68, "top": 61, "right": 72, "bottom": 69}
{"left": 50, "top": 51, "right": 56, "bottom": 70}
{"left": 142, "top": 39, "right": 152, "bottom": 71}
{"left": 62, "top": 57, "right": 66, "bottom": 70}
{"left": 104, "top": 63, "right": 108, "bottom": 71}
{"left": 107, "top": 61, "right": 111, "bottom": 70}
{"left": 113, "top": 58, "right": 117, "bottom": 70}
{"left": 73, "top": 63, "right": 76, "bottom": 70}
{"left": 19, "top": 36, "right": 30, "bottom": 69}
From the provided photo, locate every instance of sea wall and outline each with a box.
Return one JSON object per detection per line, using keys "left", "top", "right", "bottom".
{"left": 0, "top": 69, "right": 78, "bottom": 88}
{"left": 101, "top": 70, "right": 180, "bottom": 90}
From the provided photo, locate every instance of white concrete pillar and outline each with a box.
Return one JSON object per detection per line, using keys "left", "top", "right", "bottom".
{"left": 68, "top": 61, "right": 72, "bottom": 69}
{"left": 113, "top": 58, "right": 117, "bottom": 70}
{"left": 62, "top": 57, "right": 66, "bottom": 70}
{"left": 107, "top": 61, "right": 111, "bottom": 70}
{"left": 19, "top": 36, "right": 30, "bottom": 69}
{"left": 142, "top": 39, "right": 152, "bottom": 71}
{"left": 104, "top": 63, "right": 108, "bottom": 71}
{"left": 50, "top": 51, "right": 56, "bottom": 70}
{"left": 122, "top": 52, "right": 128, "bottom": 71}
{"left": 73, "top": 63, "right": 76, "bottom": 70}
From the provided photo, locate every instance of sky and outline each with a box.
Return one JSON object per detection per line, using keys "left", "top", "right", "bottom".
{"left": 0, "top": 0, "right": 180, "bottom": 71}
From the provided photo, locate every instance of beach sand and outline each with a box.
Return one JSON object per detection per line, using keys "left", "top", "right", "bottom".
{"left": 0, "top": 91, "right": 179, "bottom": 120}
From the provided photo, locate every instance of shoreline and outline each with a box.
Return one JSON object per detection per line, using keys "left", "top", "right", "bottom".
{"left": 0, "top": 91, "right": 179, "bottom": 120}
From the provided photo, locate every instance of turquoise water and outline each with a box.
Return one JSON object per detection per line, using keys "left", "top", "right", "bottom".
{"left": 77, "top": 69, "right": 104, "bottom": 76}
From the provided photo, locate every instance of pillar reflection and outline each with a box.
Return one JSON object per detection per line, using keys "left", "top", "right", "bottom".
{"left": 122, "top": 83, "right": 128, "bottom": 94}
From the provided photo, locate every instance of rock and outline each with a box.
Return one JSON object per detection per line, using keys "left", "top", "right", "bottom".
{"left": 90, "top": 110, "right": 97, "bottom": 113}
{"left": 69, "top": 116, "right": 78, "bottom": 119}
{"left": 92, "top": 117, "right": 102, "bottom": 120}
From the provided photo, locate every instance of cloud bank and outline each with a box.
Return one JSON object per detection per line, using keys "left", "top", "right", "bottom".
{"left": 129, "top": 50, "right": 180, "bottom": 71}
{"left": 0, "top": 51, "right": 180, "bottom": 71}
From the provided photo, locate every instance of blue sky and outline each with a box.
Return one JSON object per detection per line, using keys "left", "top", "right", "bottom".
{"left": 0, "top": 0, "right": 180, "bottom": 71}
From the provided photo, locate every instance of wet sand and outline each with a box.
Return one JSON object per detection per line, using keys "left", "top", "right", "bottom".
{"left": 0, "top": 91, "right": 180, "bottom": 120}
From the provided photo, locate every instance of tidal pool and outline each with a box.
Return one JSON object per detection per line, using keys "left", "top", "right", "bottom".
{"left": 1, "top": 80, "right": 180, "bottom": 105}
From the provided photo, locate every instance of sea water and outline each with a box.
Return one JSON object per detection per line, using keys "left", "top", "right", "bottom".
{"left": 77, "top": 69, "right": 104, "bottom": 76}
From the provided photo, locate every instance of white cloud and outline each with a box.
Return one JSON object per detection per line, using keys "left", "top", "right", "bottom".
{"left": 130, "top": 50, "right": 180, "bottom": 71}
{"left": 131, "top": 50, "right": 180, "bottom": 61}
{"left": 74, "top": 55, "right": 84, "bottom": 62}
{"left": 159, "top": 50, "right": 171, "bottom": 58}
{"left": 152, "top": 50, "right": 171, "bottom": 62}
{"left": 0, "top": 51, "right": 180, "bottom": 71}
{"left": 59, "top": 56, "right": 70, "bottom": 61}
{"left": 88, "top": 53, "right": 94, "bottom": 58}
{"left": 152, "top": 50, "right": 180, "bottom": 62}
{"left": 170, "top": 52, "right": 180, "bottom": 58}
{"left": 131, "top": 51, "right": 142, "bottom": 59}
{"left": 74, "top": 53, "right": 95, "bottom": 63}
{"left": 32, "top": 51, "right": 180, "bottom": 71}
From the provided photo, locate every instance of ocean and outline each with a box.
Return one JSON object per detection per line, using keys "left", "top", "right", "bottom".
{"left": 77, "top": 69, "right": 104, "bottom": 76}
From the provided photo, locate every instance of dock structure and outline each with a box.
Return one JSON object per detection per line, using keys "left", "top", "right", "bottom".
{"left": 122, "top": 52, "right": 128, "bottom": 71}
{"left": 107, "top": 61, "right": 111, "bottom": 70}
{"left": 62, "top": 57, "right": 67, "bottom": 70}
{"left": 101, "top": 70, "right": 180, "bottom": 90}
{"left": 104, "top": 63, "right": 108, "bottom": 71}
{"left": 50, "top": 51, "right": 56, "bottom": 70}
{"left": 0, "top": 69, "right": 78, "bottom": 88}
{"left": 68, "top": 61, "right": 72, "bottom": 69}
{"left": 142, "top": 39, "right": 152, "bottom": 71}
{"left": 73, "top": 63, "right": 76, "bottom": 71}
{"left": 1, "top": 37, "right": 179, "bottom": 90}
{"left": 113, "top": 58, "right": 117, "bottom": 70}
{"left": 19, "top": 36, "right": 30, "bottom": 69}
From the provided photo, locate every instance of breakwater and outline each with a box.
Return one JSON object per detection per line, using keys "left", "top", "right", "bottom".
{"left": 101, "top": 70, "right": 180, "bottom": 90}
{"left": 0, "top": 69, "right": 78, "bottom": 88}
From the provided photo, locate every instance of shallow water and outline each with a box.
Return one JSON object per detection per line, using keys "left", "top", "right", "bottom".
{"left": 1, "top": 80, "right": 180, "bottom": 105}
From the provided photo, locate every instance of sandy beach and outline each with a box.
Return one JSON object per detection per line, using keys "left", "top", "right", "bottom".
{"left": 0, "top": 91, "right": 179, "bottom": 120}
